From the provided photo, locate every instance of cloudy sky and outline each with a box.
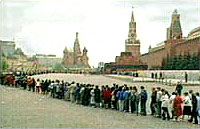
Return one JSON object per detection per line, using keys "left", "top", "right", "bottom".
{"left": 0, "top": 0, "right": 199, "bottom": 67}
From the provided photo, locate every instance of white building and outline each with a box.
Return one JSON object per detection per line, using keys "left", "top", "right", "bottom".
{"left": 34, "top": 54, "right": 62, "bottom": 68}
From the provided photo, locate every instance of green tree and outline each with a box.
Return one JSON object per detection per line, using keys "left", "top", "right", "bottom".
{"left": 2, "top": 59, "right": 9, "bottom": 71}
{"left": 53, "top": 63, "right": 63, "bottom": 72}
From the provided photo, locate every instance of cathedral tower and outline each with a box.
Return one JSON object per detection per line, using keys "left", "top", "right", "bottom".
{"left": 74, "top": 32, "right": 82, "bottom": 65}
{"left": 63, "top": 32, "right": 90, "bottom": 68}
{"left": 125, "top": 10, "right": 140, "bottom": 57}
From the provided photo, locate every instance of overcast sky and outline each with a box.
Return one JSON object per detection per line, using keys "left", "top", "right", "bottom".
{"left": 0, "top": 0, "right": 199, "bottom": 67}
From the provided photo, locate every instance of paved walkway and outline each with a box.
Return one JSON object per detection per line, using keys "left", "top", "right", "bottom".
{"left": 0, "top": 73, "right": 199, "bottom": 128}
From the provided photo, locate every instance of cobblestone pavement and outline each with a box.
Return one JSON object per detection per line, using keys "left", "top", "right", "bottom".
{"left": 0, "top": 73, "right": 199, "bottom": 128}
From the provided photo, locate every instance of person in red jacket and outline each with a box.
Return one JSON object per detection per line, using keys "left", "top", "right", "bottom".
{"left": 103, "top": 86, "right": 112, "bottom": 109}
{"left": 173, "top": 94, "right": 183, "bottom": 121}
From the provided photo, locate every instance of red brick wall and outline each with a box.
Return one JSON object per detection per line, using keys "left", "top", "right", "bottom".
{"left": 140, "top": 38, "right": 200, "bottom": 69}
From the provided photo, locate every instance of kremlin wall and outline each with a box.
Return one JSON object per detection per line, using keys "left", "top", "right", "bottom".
{"left": 104, "top": 9, "right": 200, "bottom": 74}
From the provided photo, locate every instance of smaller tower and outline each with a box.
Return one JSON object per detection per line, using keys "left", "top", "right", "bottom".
{"left": 63, "top": 47, "right": 68, "bottom": 60}
{"left": 82, "top": 47, "right": 90, "bottom": 68}
{"left": 83, "top": 47, "right": 88, "bottom": 56}
{"left": 148, "top": 45, "right": 152, "bottom": 52}
{"left": 167, "top": 9, "right": 182, "bottom": 40}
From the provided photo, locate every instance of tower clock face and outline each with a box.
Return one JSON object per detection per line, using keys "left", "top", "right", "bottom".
{"left": 131, "top": 34, "right": 134, "bottom": 37}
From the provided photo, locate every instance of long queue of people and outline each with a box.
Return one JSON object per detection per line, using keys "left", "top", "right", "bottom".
{"left": 150, "top": 86, "right": 200, "bottom": 124}
{"left": 1, "top": 75, "right": 200, "bottom": 125}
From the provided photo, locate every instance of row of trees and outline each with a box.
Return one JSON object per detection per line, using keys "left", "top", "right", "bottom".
{"left": 163, "top": 54, "right": 199, "bottom": 70}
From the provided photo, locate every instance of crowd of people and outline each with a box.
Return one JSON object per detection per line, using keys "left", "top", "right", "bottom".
{"left": 150, "top": 84, "right": 200, "bottom": 125}
{"left": 1, "top": 74, "right": 200, "bottom": 125}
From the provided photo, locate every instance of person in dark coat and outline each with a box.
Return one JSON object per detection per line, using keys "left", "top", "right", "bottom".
{"left": 188, "top": 93, "right": 198, "bottom": 124}
{"left": 84, "top": 85, "right": 90, "bottom": 106}
{"left": 94, "top": 85, "right": 101, "bottom": 107}
{"left": 75, "top": 83, "right": 81, "bottom": 104}
{"left": 175, "top": 82, "right": 183, "bottom": 95}
{"left": 32, "top": 78, "right": 36, "bottom": 92}
{"left": 41, "top": 80, "right": 45, "bottom": 94}
{"left": 185, "top": 72, "right": 188, "bottom": 83}
{"left": 150, "top": 88, "right": 157, "bottom": 115}
{"left": 140, "top": 86, "right": 148, "bottom": 116}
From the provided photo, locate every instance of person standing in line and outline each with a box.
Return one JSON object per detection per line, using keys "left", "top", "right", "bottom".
{"left": 185, "top": 72, "right": 188, "bottom": 83}
{"left": 175, "top": 82, "right": 183, "bottom": 96}
{"left": 22, "top": 76, "right": 27, "bottom": 90}
{"left": 103, "top": 86, "right": 111, "bottom": 109}
{"left": 156, "top": 87, "right": 162, "bottom": 118}
{"left": 36, "top": 79, "right": 41, "bottom": 94}
{"left": 60, "top": 81, "right": 65, "bottom": 99}
{"left": 71, "top": 84, "right": 76, "bottom": 103}
{"left": 169, "top": 92, "right": 177, "bottom": 119}
{"left": 94, "top": 85, "right": 101, "bottom": 108}
{"left": 75, "top": 83, "right": 81, "bottom": 104}
{"left": 183, "top": 92, "right": 192, "bottom": 120}
{"left": 55, "top": 80, "right": 60, "bottom": 98}
{"left": 27, "top": 77, "right": 32, "bottom": 91}
{"left": 150, "top": 88, "right": 157, "bottom": 116}
{"left": 114, "top": 85, "right": 119, "bottom": 110}
{"left": 188, "top": 93, "right": 198, "bottom": 124}
{"left": 140, "top": 86, "right": 147, "bottom": 116}
{"left": 129, "top": 87, "right": 134, "bottom": 113}
{"left": 90, "top": 87, "right": 95, "bottom": 107}
{"left": 134, "top": 87, "right": 140, "bottom": 116}
{"left": 124, "top": 87, "right": 130, "bottom": 112}
{"left": 84, "top": 85, "right": 90, "bottom": 106}
{"left": 196, "top": 92, "right": 200, "bottom": 125}
{"left": 41, "top": 80, "right": 45, "bottom": 94}
{"left": 49, "top": 80, "right": 54, "bottom": 97}
{"left": 44, "top": 79, "right": 49, "bottom": 95}
{"left": 173, "top": 93, "right": 183, "bottom": 121}
{"left": 111, "top": 87, "right": 116, "bottom": 109}
{"left": 31, "top": 78, "right": 36, "bottom": 92}
{"left": 118, "top": 87, "right": 124, "bottom": 111}
{"left": 100, "top": 86, "right": 105, "bottom": 108}
{"left": 80, "top": 85, "right": 85, "bottom": 105}
{"left": 161, "top": 90, "right": 170, "bottom": 120}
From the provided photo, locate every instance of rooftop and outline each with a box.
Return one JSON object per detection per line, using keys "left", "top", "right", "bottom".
{"left": 188, "top": 26, "right": 200, "bottom": 35}
{"left": 0, "top": 40, "right": 15, "bottom": 44}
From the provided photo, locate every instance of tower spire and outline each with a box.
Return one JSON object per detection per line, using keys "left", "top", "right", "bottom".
{"left": 76, "top": 32, "right": 78, "bottom": 39}
{"left": 131, "top": 6, "right": 134, "bottom": 22}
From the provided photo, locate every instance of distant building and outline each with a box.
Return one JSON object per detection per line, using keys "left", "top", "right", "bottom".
{"left": 62, "top": 32, "right": 90, "bottom": 69}
{"left": 0, "top": 40, "right": 16, "bottom": 57}
{"left": 33, "top": 54, "right": 62, "bottom": 68}
{"left": 97, "top": 62, "right": 105, "bottom": 73}
{"left": 98, "top": 62, "right": 105, "bottom": 69}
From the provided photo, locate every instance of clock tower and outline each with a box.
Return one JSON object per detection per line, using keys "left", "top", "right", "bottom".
{"left": 125, "top": 10, "right": 140, "bottom": 57}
